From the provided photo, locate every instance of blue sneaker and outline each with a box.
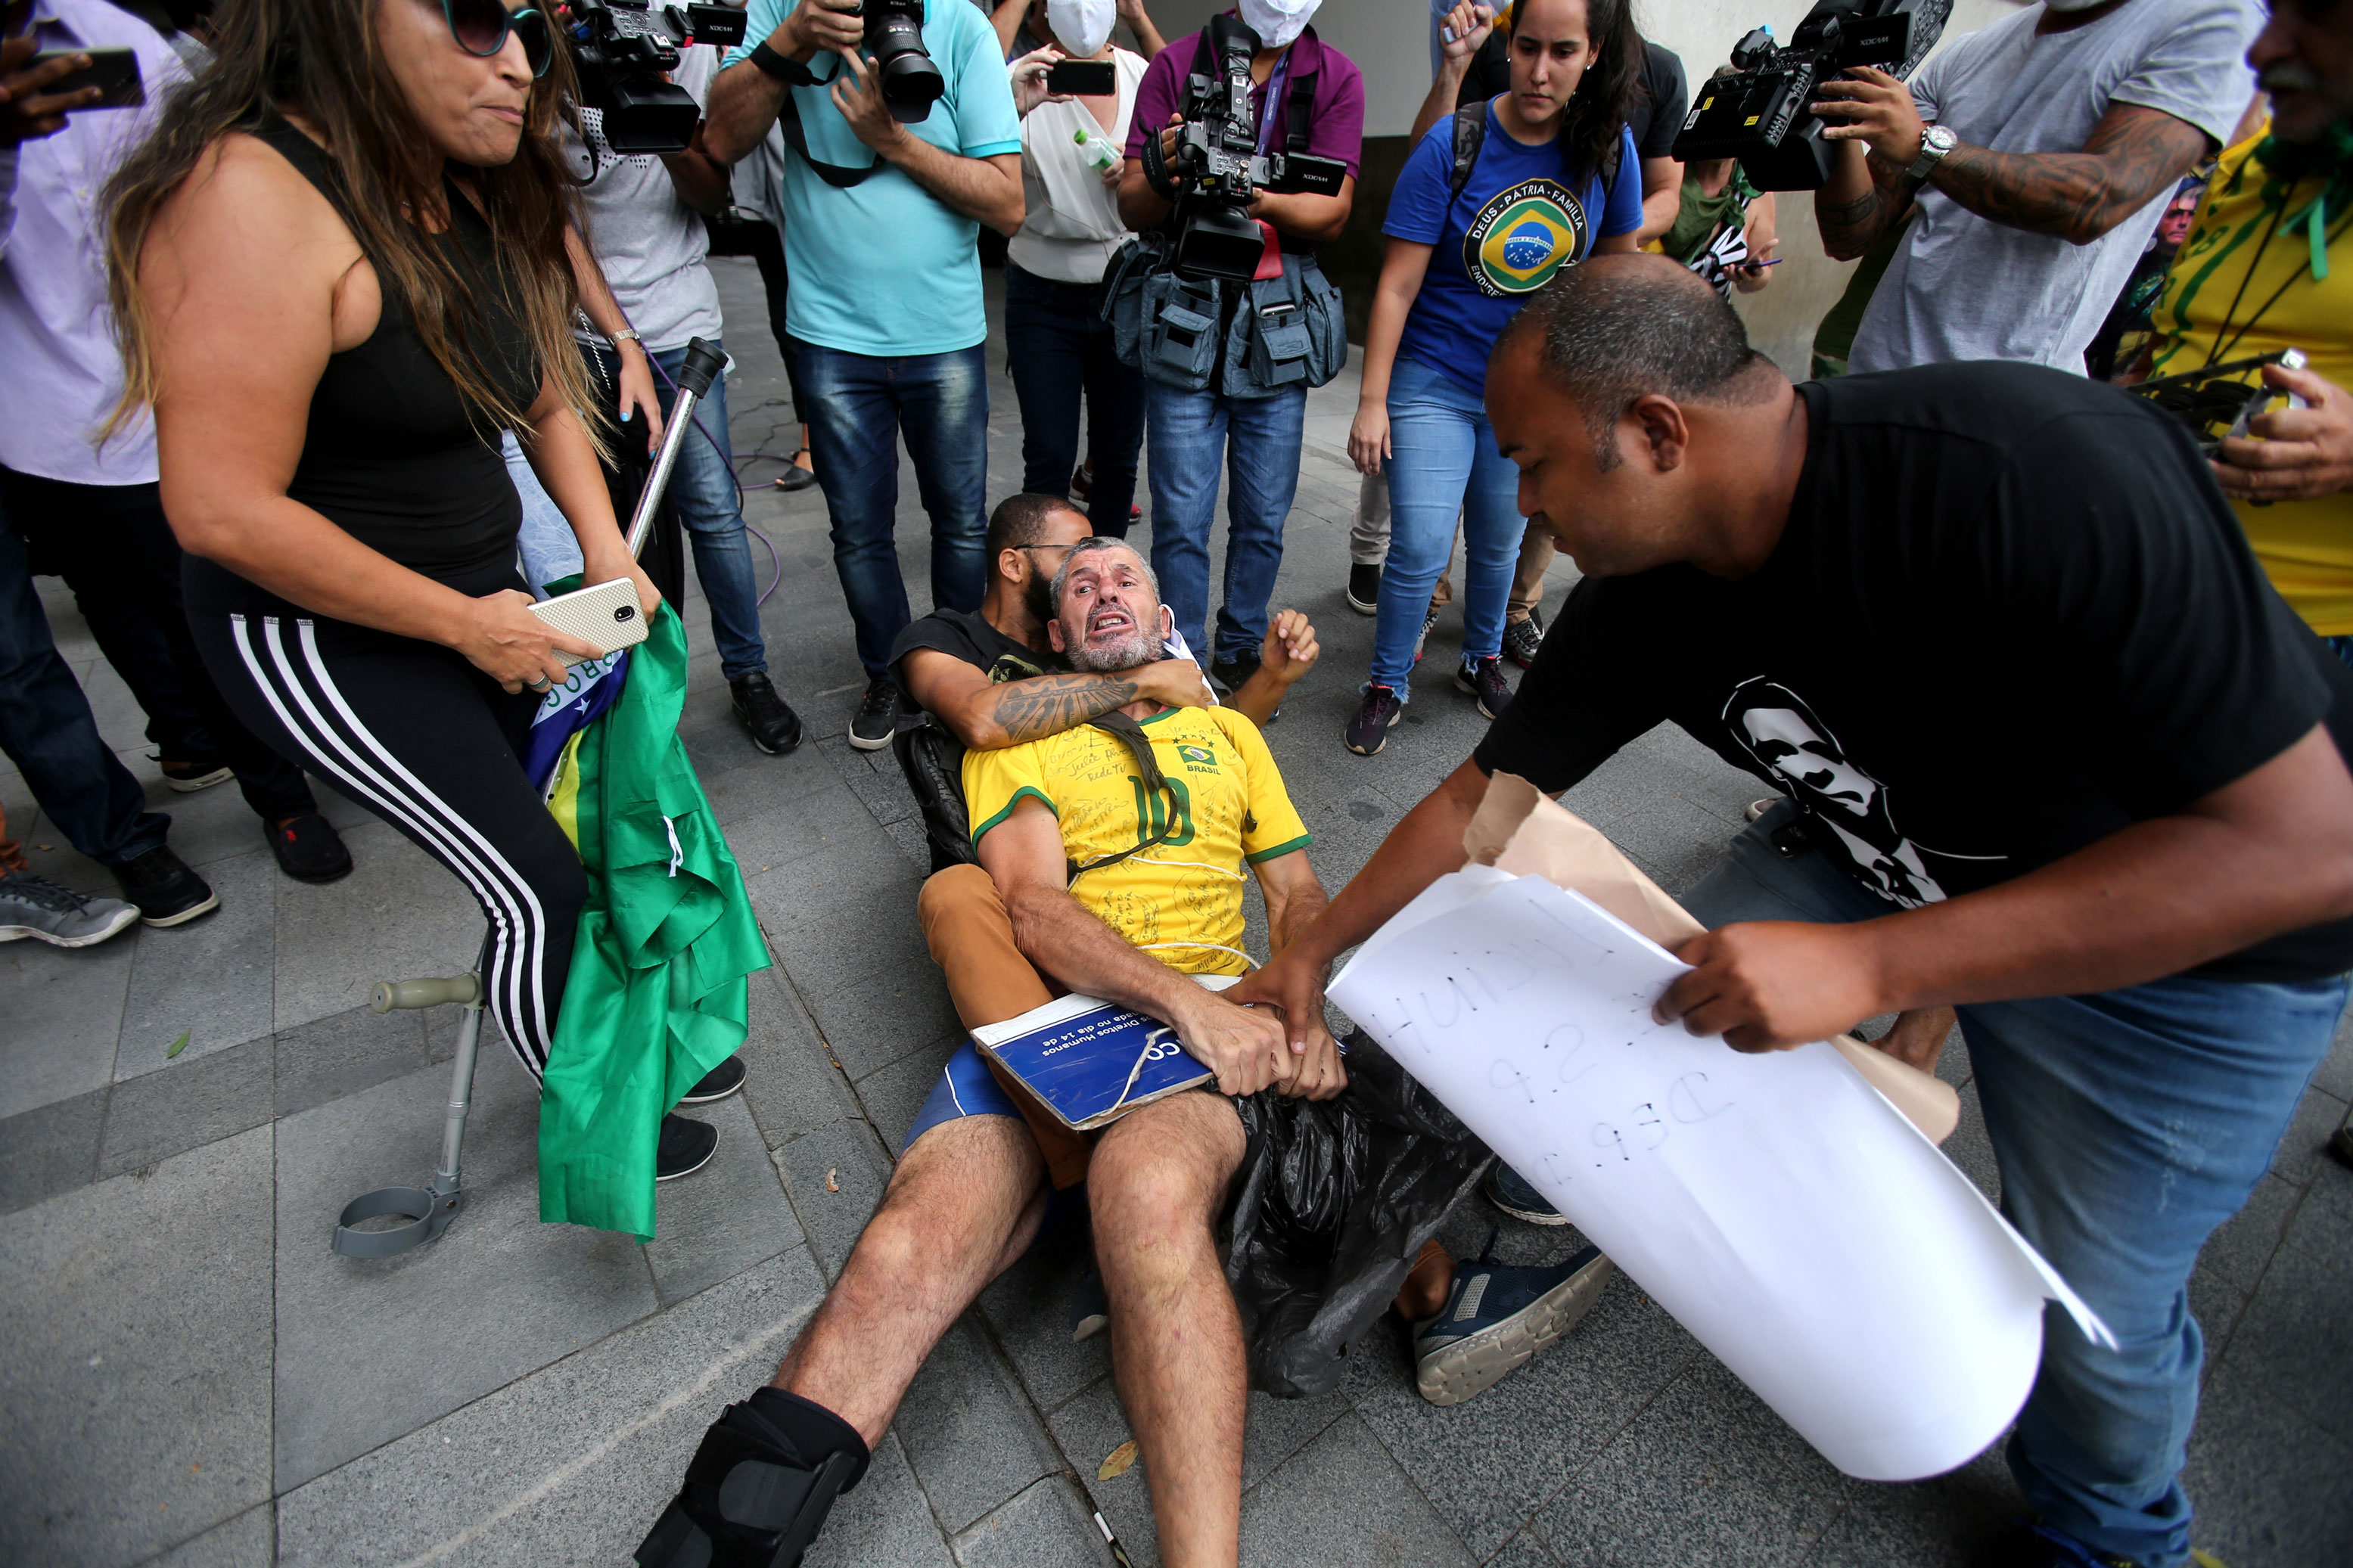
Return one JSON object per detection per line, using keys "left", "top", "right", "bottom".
{"left": 1484, "top": 1163, "right": 1569, "bottom": 1225}
{"left": 1411, "top": 1234, "right": 1613, "bottom": 1406}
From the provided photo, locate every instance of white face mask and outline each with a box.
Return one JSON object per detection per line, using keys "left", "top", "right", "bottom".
{"left": 1046, "top": 0, "right": 1115, "bottom": 58}
{"left": 1236, "top": 0, "right": 1318, "bottom": 51}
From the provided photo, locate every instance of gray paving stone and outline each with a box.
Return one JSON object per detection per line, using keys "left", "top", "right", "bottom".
{"left": 1532, "top": 1358, "right": 1854, "bottom": 1568}
{"left": 897, "top": 1315, "right": 1065, "bottom": 1535}
{"left": 2218, "top": 1157, "right": 2353, "bottom": 1444}
{"left": 818, "top": 733, "right": 923, "bottom": 827}
{"left": 138, "top": 1504, "right": 273, "bottom": 1568}
{"left": 1345, "top": 1268, "right": 1702, "bottom": 1561}
{"left": 808, "top": 961, "right": 965, "bottom": 1082}
{"left": 0, "top": 1084, "right": 105, "bottom": 1217}
{"left": 1801, "top": 1446, "right": 2028, "bottom": 1568}
{"left": 2313, "top": 1004, "right": 2353, "bottom": 1101}
{"left": 697, "top": 739, "right": 838, "bottom": 827}
{"left": 2271, "top": 1082, "right": 2350, "bottom": 1185}
{"left": 0, "top": 1127, "right": 275, "bottom": 1568}
{"left": 113, "top": 849, "right": 276, "bottom": 1078}
{"left": 977, "top": 1225, "right": 1114, "bottom": 1416}
{"left": 272, "top": 820, "right": 482, "bottom": 1033}
{"left": 950, "top": 1473, "right": 1105, "bottom": 1568}
{"left": 1, "top": 920, "right": 130, "bottom": 1120}
{"left": 645, "top": 1092, "right": 801, "bottom": 1307}
{"left": 814, "top": 1431, "right": 957, "bottom": 1568}
{"left": 724, "top": 782, "right": 888, "bottom": 880}
{"left": 765, "top": 883, "right": 934, "bottom": 1003}
{"left": 858, "top": 1033, "right": 964, "bottom": 1151}
{"left": 1239, "top": 1411, "right": 1476, "bottom": 1567}
{"left": 738, "top": 968, "right": 865, "bottom": 1148}
{"left": 2179, "top": 1358, "right": 2353, "bottom": 1568}
{"left": 2193, "top": 1170, "right": 2301, "bottom": 1302}
{"left": 274, "top": 1249, "right": 828, "bottom": 1567}
{"left": 269, "top": 1002, "right": 433, "bottom": 1120}
{"left": 97, "top": 1033, "right": 273, "bottom": 1180}
{"left": 773, "top": 1114, "right": 894, "bottom": 1281}
{"left": 1484, "top": 1527, "right": 1559, "bottom": 1568}
{"left": 272, "top": 1055, "right": 659, "bottom": 1490}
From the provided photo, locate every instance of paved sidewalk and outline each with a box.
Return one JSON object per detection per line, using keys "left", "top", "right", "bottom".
{"left": 2, "top": 262, "right": 2347, "bottom": 1568}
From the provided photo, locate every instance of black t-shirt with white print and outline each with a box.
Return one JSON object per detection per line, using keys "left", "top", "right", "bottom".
{"left": 1473, "top": 361, "right": 2353, "bottom": 983}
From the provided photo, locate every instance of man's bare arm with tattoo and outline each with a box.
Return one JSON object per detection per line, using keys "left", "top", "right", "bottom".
{"left": 1811, "top": 65, "right": 2213, "bottom": 261}
{"left": 900, "top": 650, "right": 1213, "bottom": 751}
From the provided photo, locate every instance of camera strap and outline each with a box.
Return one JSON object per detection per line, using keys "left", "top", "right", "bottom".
{"left": 777, "top": 83, "right": 887, "bottom": 188}
{"left": 1065, "top": 712, "right": 1180, "bottom": 886}
{"left": 1186, "top": 26, "right": 1318, "bottom": 160}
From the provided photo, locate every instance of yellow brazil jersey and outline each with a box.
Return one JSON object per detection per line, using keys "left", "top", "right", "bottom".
{"left": 962, "top": 706, "right": 1312, "bottom": 977}
{"left": 2149, "top": 125, "right": 2353, "bottom": 634}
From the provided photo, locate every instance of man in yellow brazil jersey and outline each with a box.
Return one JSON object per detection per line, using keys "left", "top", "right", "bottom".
{"left": 2148, "top": 0, "right": 2353, "bottom": 647}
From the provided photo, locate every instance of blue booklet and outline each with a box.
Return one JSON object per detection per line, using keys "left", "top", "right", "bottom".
{"left": 971, "top": 977, "right": 1239, "bottom": 1132}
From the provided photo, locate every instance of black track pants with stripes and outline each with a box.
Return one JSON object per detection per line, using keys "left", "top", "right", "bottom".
{"left": 188, "top": 591, "right": 586, "bottom": 1080}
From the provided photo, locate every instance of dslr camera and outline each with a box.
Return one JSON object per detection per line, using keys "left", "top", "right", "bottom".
{"left": 567, "top": 0, "right": 747, "bottom": 155}
{"left": 860, "top": 0, "right": 944, "bottom": 123}
{"left": 1671, "top": 0, "right": 1948, "bottom": 191}
{"left": 1149, "top": 12, "right": 1347, "bottom": 281}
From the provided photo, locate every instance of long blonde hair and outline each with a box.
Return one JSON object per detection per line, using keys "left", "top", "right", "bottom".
{"left": 104, "top": 0, "right": 604, "bottom": 453}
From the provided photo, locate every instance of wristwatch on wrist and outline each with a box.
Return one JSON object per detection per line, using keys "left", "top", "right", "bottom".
{"left": 611, "top": 328, "right": 643, "bottom": 349}
{"left": 1907, "top": 124, "right": 1957, "bottom": 180}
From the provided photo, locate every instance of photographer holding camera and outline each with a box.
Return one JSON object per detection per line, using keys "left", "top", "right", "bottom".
{"left": 706, "top": 0, "right": 1024, "bottom": 750}
{"left": 550, "top": 23, "right": 805, "bottom": 756}
{"left": 1811, "top": 0, "right": 2258, "bottom": 375}
{"left": 1114, "top": 0, "right": 1362, "bottom": 694}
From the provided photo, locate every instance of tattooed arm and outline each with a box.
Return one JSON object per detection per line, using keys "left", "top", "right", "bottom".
{"left": 1811, "top": 67, "right": 2212, "bottom": 258}
{"left": 900, "top": 647, "right": 1212, "bottom": 750}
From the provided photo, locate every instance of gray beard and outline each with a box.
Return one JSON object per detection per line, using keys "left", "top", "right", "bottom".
{"left": 1065, "top": 626, "right": 1159, "bottom": 673}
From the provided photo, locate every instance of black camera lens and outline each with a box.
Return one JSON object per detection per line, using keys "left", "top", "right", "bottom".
{"left": 864, "top": 1, "right": 943, "bottom": 123}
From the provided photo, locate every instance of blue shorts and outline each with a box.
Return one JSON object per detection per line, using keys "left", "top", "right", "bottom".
{"left": 903, "top": 1040, "right": 1024, "bottom": 1156}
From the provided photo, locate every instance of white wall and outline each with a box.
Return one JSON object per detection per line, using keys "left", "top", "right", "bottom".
{"left": 1136, "top": 0, "right": 2028, "bottom": 374}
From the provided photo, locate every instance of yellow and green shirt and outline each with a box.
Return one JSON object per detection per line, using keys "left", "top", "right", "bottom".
{"left": 964, "top": 706, "right": 1311, "bottom": 977}
{"left": 2149, "top": 124, "right": 2353, "bottom": 634}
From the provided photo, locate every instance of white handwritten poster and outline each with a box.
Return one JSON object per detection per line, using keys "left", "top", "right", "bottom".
{"left": 1331, "top": 871, "right": 2112, "bottom": 1482}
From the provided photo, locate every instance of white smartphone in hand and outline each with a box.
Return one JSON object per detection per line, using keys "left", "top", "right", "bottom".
{"left": 528, "top": 578, "right": 649, "bottom": 667}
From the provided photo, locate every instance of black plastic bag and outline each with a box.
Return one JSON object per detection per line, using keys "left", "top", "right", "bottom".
{"left": 1223, "top": 1033, "right": 1494, "bottom": 1399}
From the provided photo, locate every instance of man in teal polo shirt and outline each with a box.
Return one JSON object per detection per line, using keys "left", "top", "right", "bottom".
{"left": 707, "top": 0, "right": 1024, "bottom": 748}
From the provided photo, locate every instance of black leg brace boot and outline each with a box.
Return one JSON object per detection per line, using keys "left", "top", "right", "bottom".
{"left": 637, "top": 1388, "right": 871, "bottom": 1568}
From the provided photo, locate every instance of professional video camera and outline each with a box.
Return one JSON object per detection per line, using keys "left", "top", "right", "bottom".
{"left": 2131, "top": 348, "right": 2309, "bottom": 460}
{"left": 567, "top": 0, "right": 747, "bottom": 156}
{"left": 861, "top": 0, "right": 944, "bottom": 122}
{"left": 1671, "top": 0, "right": 1949, "bottom": 191}
{"left": 1152, "top": 12, "right": 1348, "bottom": 281}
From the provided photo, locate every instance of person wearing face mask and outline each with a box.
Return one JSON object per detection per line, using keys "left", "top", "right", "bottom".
{"left": 1813, "top": 0, "right": 2260, "bottom": 377}
{"left": 1342, "top": 0, "right": 1641, "bottom": 756}
{"left": 1115, "top": 0, "right": 1363, "bottom": 697}
{"left": 1003, "top": 0, "right": 1151, "bottom": 538}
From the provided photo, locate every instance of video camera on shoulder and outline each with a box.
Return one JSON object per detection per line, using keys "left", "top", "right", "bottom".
{"left": 567, "top": 0, "right": 748, "bottom": 155}
{"left": 1155, "top": 13, "right": 1347, "bottom": 282}
{"left": 1671, "top": 0, "right": 1948, "bottom": 191}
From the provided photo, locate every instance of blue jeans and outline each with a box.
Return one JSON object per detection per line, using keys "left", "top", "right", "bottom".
{"left": 1004, "top": 261, "right": 1142, "bottom": 538}
{"left": 1143, "top": 377, "right": 1307, "bottom": 666}
{"left": 793, "top": 340, "right": 989, "bottom": 679}
{"left": 0, "top": 511, "right": 169, "bottom": 866}
{"left": 1683, "top": 803, "right": 2346, "bottom": 1568}
{"left": 586, "top": 341, "right": 769, "bottom": 682}
{"left": 1369, "top": 355, "right": 1522, "bottom": 695}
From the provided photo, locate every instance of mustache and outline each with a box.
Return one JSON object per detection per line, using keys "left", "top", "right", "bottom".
{"left": 2258, "top": 61, "right": 2322, "bottom": 95}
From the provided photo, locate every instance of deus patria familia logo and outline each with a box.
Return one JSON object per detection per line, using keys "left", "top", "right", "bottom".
{"left": 1462, "top": 178, "right": 1587, "bottom": 297}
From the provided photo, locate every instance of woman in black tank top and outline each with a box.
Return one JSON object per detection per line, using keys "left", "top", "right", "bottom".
{"left": 102, "top": 0, "right": 659, "bottom": 1089}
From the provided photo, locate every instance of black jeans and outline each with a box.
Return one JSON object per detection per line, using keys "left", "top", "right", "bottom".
{"left": 704, "top": 213, "right": 807, "bottom": 426}
{"left": 1003, "top": 260, "right": 1143, "bottom": 538}
{"left": 2, "top": 467, "right": 316, "bottom": 825}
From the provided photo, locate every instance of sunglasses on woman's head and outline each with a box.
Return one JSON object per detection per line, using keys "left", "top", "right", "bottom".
{"left": 441, "top": 0, "right": 553, "bottom": 78}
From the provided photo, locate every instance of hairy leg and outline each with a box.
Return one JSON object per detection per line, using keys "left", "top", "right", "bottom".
{"left": 1090, "top": 1092, "right": 1249, "bottom": 1568}
{"left": 774, "top": 1113, "right": 1047, "bottom": 1445}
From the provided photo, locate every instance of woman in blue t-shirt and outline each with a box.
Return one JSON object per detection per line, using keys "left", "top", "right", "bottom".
{"left": 1343, "top": 0, "right": 1642, "bottom": 756}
